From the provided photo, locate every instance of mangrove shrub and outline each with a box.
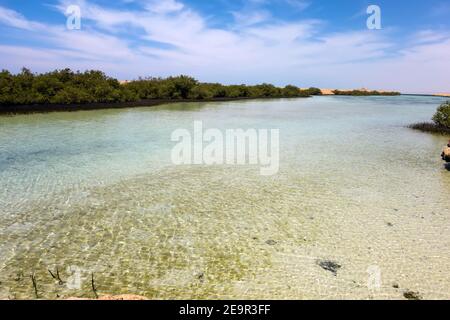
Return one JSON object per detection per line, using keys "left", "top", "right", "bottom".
{"left": 432, "top": 102, "right": 450, "bottom": 128}
{"left": 0, "top": 68, "right": 323, "bottom": 106}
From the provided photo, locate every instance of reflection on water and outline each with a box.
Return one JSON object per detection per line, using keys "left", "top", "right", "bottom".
{"left": 0, "top": 96, "right": 449, "bottom": 299}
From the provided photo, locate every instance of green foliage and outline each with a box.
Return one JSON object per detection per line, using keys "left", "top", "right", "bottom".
{"left": 170, "top": 75, "right": 198, "bottom": 99}
{"left": 0, "top": 68, "right": 318, "bottom": 106}
{"left": 432, "top": 102, "right": 450, "bottom": 128}
{"left": 0, "top": 68, "right": 137, "bottom": 105}
{"left": 282, "top": 85, "right": 302, "bottom": 97}
{"left": 188, "top": 85, "right": 215, "bottom": 100}
{"left": 304, "top": 87, "right": 322, "bottom": 96}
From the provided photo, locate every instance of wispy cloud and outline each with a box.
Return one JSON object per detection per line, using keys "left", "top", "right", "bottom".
{"left": 284, "top": 0, "right": 311, "bottom": 11}
{"left": 231, "top": 10, "right": 271, "bottom": 28}
{"left": 0, "top": 0, "right": 449, "bottom": 93}
{"left": 0, "top": 6, "right": 45, "bottom": 30}
{"left": 412, "top": 29, "right": 450, "bottom": 44}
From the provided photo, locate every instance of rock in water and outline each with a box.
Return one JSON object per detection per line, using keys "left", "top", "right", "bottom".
{"left": 317, "top": 259, "right": 341, "bottom": 276}
{"left": 403, "top": 291, "right": 422, "bottom": 300}
{"left": 442, "top": 147, "right": 450, "bottom": 162}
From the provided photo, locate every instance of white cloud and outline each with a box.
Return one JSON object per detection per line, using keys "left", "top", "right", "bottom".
{"left": 412, "top": 29, "right": 449, "bottom": 44}
{"left": 231, "top": 10, "right": 271, "bottom": 28}
{"left": 145, "top": 0, "right": 184, "bottom": 14}
{"left": 0, "top": 6, "right": 45, "bottom": 30}
{"left": 0, "top": 1, "right": 448, "bottom": 93}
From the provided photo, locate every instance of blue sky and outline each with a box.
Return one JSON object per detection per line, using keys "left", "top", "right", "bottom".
{"left": 0, "top": 0, "right": 449, "bottom": 93}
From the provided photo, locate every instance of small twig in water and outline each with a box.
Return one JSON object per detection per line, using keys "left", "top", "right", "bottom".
{"left": 48, "top": 269, "right": 56, "bottom": 279}
{"left": 91, "top": 273, "right": 98, "bottom": 299}
{"left": 48, "top": 267, "right": 64, "bottom": 285}
{"left": 56, "top": 267, "right": 64, "bottom": 285}
{"left": 30, "top": 273, "right": 39, "bottom": 299}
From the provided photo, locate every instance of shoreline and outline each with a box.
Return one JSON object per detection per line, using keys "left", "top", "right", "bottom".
{"left": 0, "top": 96, "right": 309, "bottom": 116}
{"left": 403, "top": 93, "right": 450, "bottom": 98}
{"left": 2, "top": 93, "right": 447, "bottom": 116}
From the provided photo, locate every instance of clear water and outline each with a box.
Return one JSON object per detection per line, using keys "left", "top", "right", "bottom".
{"left": 0, "top": 96, "right": 449, "bottom": 299}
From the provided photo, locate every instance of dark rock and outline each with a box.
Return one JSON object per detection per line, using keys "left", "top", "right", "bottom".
{"left": 197, "top": 272, "right": 205, "bottom": 282}
{"left": 387, "top": 222, "right": 394, "bottom": 227}
{"left": 442, "top": 147, "right": 450, "bottom": 162}
{"left": 14, "top": 272, "right": 23, "bottom": 282}
{"left": 392, "top": 283, "right": 399, "bottom": 289}
{"left": 403, "top": 291, "right": 422, "bottom": 300}
{"left": 317, "top": 259, "right": 341, "bottom": 276}
{"left": 266, "top": 240, "right": 277, "bottom": 246}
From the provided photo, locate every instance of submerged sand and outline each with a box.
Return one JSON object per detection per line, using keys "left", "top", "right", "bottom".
{"left": 0, "top": 96, "right": 449, "bottom": 300}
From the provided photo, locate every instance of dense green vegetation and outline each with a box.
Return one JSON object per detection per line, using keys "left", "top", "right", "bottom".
{"left": 432, "top": 102, "right": 450, "bottom": 128}
{"left": 409, "top": 101, "right": 450, "bottom": 135}
{"left": 333, "top": 89, "right": 400, "bottom": 96}
{"left": 0, "top": 68, "right": 135, "bottom": 105}
{"left": 126, "top": 77, "right": 321, "bottom": 100}
{"left": 0, "top": 68, "right": 321, "bottom": 106}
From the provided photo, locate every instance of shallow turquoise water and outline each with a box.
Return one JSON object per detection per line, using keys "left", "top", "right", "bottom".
{"left": 0, "top": 96, "right": 449, "bottom": 299}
